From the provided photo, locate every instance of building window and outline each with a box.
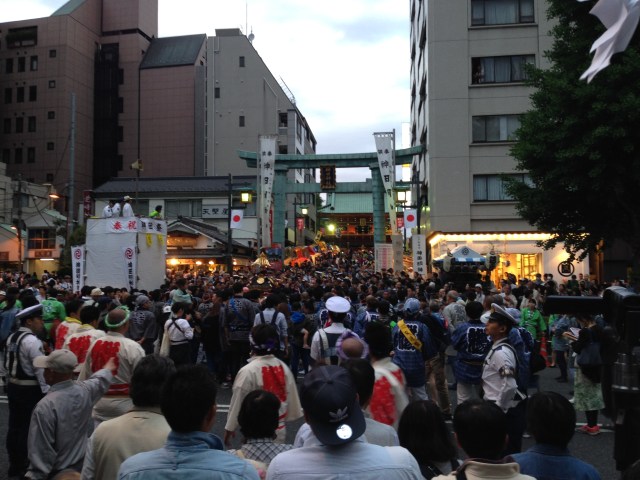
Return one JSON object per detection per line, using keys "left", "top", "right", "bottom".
{"left": 4, "top": 88, "right": 11, "bottom": 104}
{"left": 472, "top": 55, "right": 534, "bottom": 84}
{"left": 473, "top": 174, "right": 531, "bottom": 201}
{"left": 49, "top": 49, "right": 57, "bottom": 58}
{"left": 47, "top": 142, "right": 54, "bottom": 151}
{"left": 3, "top": 119, "right": 10, "bottom": 134}
{"left": 14, "top": 148, "right": 23, "bottom": 164}
{"left": 46, "top": 173, "right": 54, "bottom": 182}
{"left": 117, "top": 97, "right": 124, "bottom": 114}
{"left": 472, "top": 114, "right": 521, "bottom": 143}
{"left": 5, "top": 58, "right": 13, "bottom": 74}
{"left": 29, "top": 85, "right": 37, "bottom": 101}
{"left": 27, "top": 147, "right": 35, "bottom": 163}
{"left": 48, "top": 80, "right": 56, "bottom": 88}
{"left": 18, "top": 57, "right": 25, "bottom": 72}
{"left": 239, "top": 56, "right": 245, "bottom": 67}
{"left": 165, "top": 200, "right": 202, "bottom": 218}
{"left": 47, "top": 111, "right": 55, "bottom": 120}
{"left": 118, "top": 68, "right": 124, "bottom": 85}
{"left": 16, "top": 87, "right": 24, "bottom": 103}
{"left": 239, "top": 115, "right": 245, "bottom": 127}
{"left": 117, "top": 126, "right": 123, "bottom": 142}
{"left": 6, "top": 26, "right": 38, "bottom": 48}
{"left": 2, "top": 149, "right": 10, "bottom": 164}
{"left": 30, "top": 55, "right": 38, "bottom": 71}
{"left": 471, "top": 0, "right": 534, "bottom": 26}
{"left": 28, "top": 116, "right": 36, "bottom": 132}
{"left": 214, "top": 87, "right": 220, "bottom": 98}
{"left": 279, "top": 112, "right": 288, "bottom": 127}
{"left": 28, "top": 228, "right": 56, "bottom": 250}
{"left": 15, "top": 117, "right": 24, "bottom": 133}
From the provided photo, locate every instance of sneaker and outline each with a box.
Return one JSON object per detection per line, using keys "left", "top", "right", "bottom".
{"left": 577, "top": 425, "right": 590, "bottom": 434}
{"left": 586, "top": 425, "right": 601, "bottom": 436}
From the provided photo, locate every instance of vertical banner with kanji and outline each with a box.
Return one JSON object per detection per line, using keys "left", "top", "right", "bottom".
{"left": 122, "top": 246, "right": 137, "bottom": 291}
{"left": 391, "top": 234, "right": 404, "bottom": 273}
{"left": 375, "top": 243, "right": 394, "bottom": 272}
{"left": 259, "top": 135, "right": 277, "bottom": 248}
{"left": 374, "top": 132, "right": 397, "bottom": 234}
{"left": 412, "top": 234, "right": 427, "bottom": 275}
{"left": 71, "top": 246, "right": 85, "bottom": 293}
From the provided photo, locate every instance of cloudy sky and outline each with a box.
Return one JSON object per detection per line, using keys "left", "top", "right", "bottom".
{"left": 1, "top": 0, "right": 411, "bottom": 181}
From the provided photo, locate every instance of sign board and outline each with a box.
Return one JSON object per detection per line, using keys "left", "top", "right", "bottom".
{"left": 391, "top": 234, "right": 404, "bottom": 273}
{"left": 412, "top": 234, "right": 427, "bottom": 275}
{"left": 375, "top": 243, "right": 394, "bottom": 272}
{"left": 202, "top": 200, "right": 229, "bottom": 219}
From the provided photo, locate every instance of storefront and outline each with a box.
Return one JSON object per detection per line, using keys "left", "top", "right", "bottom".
{"left": 428, "top": 232, "right": 590, "bottom": 285}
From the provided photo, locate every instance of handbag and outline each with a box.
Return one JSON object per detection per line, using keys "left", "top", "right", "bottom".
{"left": 159, "top": 326, "right": 171, "bottom": 357}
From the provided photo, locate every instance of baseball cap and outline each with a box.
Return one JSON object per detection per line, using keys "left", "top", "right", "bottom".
{"left": 91, "top": 288, "right": 104, "bottom": 296}
{"left": 135, "top": 295, "right": 150, "bottom": 306}
{"left": 300, "top": 365, "right": 366, "bottom": 446}
{"left": 33, "top": 349, "right": 78, "bottom": 374}
{"left": 325, "top": 296, "right": 351, "bottom": 313}
{"left": 404, "top": 298, "right": 421, "bottom": 316}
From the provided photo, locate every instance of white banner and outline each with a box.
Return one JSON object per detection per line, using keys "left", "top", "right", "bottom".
{"left": 374, "top": 132, "right": 396, "bottom": 233}
{"left": 108, "top": 218, "right": 139, "bottom": 233}
{"left": 122, "top": 246, "right": 137, "bottom": 291}
{"left": 412, "top": 234, "right": 427, "bottom": 275}
{"left": 375, "top": 243, "right": 394, "bottom": 273}
{"left": 71, "top": 245, "right": 85, "bottom": 293}
{"left": 138, "top": 218, "right": 166, "bottom": 235}
{"left": 259, "top": 135, "right": 277, "bottom": 247}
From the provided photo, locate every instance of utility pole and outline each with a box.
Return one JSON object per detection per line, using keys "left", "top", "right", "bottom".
{"left": 227, "top": 173, "right": 233, "bottom": 273}
{"left": 15, "top": 175, "right": 23, "bottom": 273}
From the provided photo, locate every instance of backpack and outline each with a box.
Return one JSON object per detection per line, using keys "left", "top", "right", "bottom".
{"left": 318, "top": 329, "right": 344, "bottom": 365}
{"left": 423, "top": 313, "right": 451, "bottom": 352}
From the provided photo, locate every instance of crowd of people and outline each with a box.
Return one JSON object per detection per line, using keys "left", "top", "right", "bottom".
{"left": 0, "top": 248, "right": 637, "bottom": 479}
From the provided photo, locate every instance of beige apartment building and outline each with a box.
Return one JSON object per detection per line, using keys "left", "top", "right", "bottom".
{"left": 1, "top": 0, "right": 317, "bottom": 261}
{"left": 409, "top": 0, "right": 596, "bottom": 283}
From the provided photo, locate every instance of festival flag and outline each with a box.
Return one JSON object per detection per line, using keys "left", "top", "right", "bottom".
{"left": 404, "top": 209, "right": 417, "bottom": 228}
{"left": 230, "top": 209, "right": 244, "bottom": 229}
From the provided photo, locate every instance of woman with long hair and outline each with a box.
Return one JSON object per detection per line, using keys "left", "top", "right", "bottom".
{"left": 398, "top": 400, "right": 460, "bottom": 479}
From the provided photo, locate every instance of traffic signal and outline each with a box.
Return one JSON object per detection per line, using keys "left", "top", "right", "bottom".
{"left": 320, "top": 165, "right": 336, "bottom": 190}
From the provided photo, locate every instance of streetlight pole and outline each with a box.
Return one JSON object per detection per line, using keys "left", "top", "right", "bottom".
{"left": 226, "top": 173, "right": 233, "bottom": 273}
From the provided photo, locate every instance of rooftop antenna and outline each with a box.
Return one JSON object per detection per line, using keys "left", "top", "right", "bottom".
{"left": 246, "top": 2, "right": 255, "bottom": 43}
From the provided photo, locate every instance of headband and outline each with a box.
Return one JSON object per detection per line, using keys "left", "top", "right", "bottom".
{"left": 104, "top": 305, "right": 131, "bottom": 329}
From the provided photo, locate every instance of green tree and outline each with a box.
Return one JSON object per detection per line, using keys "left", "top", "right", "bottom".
{"left": 508, "top": 0, "right": 640, "bottom": 280}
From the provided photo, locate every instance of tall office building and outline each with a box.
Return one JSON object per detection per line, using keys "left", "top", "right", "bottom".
{"left": 0, "top": 1, "right": 315, "bottom": 218}
{"left": 408, "top": 0, "right": 594, "bottom": 282}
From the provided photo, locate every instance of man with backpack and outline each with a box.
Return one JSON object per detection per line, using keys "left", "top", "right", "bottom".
{"left": 482, "top": 303, "right": 528, "bottom": 455}
{"left": 310, "top": 296, "right": 351, "bottom": 366}
{"left": 254, "top": 295, "right": 289, "bottom": 359}
{"left": 354, "top": 295, "right": 380, "bottom": 337}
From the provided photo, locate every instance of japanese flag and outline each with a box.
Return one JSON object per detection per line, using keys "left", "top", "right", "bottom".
{"left": 404, "top": 209, "right": 417, "bottom": 229}
{"left": 230, "top": 210, "right": 244, "bottom": 229}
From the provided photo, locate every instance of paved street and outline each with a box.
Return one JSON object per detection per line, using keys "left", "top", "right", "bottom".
{"left": 0, "top": 365, "right": 620, "bottom": 479}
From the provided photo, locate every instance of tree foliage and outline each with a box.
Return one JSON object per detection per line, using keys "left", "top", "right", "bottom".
{"left": 508, "top": 0, "right": 640, "bottom": 266}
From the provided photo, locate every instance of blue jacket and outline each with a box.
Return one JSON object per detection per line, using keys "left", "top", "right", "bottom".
{"left": 451, "top": 320, "right": 491, "bottom": 384}
{"left": 118, "top": 431, "right": 260, "bottom": 480}
{"left": 513, "top": 444, "right": 602, "bottom": 480}
{"left": 391, "top": 316, "right": 436, "bottom": 387}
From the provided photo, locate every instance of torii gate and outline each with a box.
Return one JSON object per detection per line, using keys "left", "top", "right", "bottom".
{"left": 238, "top": 144, "right": 424, "bottom": 246}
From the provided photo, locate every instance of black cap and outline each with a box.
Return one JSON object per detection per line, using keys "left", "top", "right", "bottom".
{"left": 300, "top": 365, "right": 366, "bottom": 446}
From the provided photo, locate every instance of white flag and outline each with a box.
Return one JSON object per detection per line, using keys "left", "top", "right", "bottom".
{"left": 230, "top": 209, "right": 244, "bottom": 229}
{"left": 580, "top": 0, "right": 640, "bottom": 82}
{"left": 404, "top": 209, "right": 417, "bottom": 229}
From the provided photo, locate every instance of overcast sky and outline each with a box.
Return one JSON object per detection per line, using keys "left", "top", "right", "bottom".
{"left": 1, "top": 0, "right": 411, "bottom": 181}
